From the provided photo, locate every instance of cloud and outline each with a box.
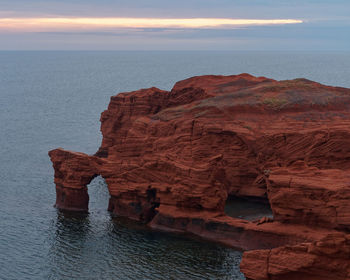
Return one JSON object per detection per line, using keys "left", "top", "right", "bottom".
{"left": 0, "top": 17, "right": 303, "bottom": 32}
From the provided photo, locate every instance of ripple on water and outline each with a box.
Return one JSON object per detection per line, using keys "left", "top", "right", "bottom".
{"left": 43, "top": 177, "right": 245, "bottom": 280}
{"left": 45, "top": 212, "right": 244, "bottom": 280}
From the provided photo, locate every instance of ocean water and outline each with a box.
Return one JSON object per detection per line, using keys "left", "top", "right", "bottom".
{"left": 1, "top": 51, "right": 350, "bottom": 280}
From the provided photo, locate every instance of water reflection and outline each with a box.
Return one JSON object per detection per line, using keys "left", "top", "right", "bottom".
{"left": 54, "top": 210, "right": 91, "bottom": 239}
{"left": 108, "top": 217, "right": 242, "bottom": 278}
{"left": 47, "top": 209, "right": 244, "bottom": 279}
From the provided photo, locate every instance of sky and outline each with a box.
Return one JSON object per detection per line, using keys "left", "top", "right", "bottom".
{"left": 0, "top": 0, "right": 349, "bottom": 50}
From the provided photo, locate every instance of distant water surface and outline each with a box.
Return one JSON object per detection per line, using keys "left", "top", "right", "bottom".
{"left": 1, "top": 51, "right": 349, "bottom": 279}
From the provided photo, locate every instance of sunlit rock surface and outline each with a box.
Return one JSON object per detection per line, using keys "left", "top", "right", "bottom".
{"left": 49, "top": 74, "right": 350, "bottom": 279}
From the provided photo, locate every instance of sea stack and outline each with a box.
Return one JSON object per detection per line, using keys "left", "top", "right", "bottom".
{"left": 49, "top": 74, "right": 350, "bottom": 280}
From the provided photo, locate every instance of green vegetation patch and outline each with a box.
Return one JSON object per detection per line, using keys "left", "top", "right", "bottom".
{"left": 262, "top": 97, "right": 288, "bottom": 109}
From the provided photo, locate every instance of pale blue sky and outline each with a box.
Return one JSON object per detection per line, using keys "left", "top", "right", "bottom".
{"left": 0, "top": 0, "right": 349, "bottom": 50}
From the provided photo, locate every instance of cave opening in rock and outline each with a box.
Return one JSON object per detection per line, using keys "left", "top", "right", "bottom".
{"left": 86, "top": 175, "right": 110, "bottom": 212}
{"left": 224, "top": 195, "right": 273, "bottom": 221}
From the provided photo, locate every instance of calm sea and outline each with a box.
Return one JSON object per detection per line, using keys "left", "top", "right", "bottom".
{"left": 1, "top": 51, "right": 350, "bottom": 280}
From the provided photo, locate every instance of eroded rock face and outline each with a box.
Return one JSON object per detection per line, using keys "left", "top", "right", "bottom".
{"left": 49, "top": 74, "right": 350, "bottom": 279}
{"left": 241, "top": 233, "right": 350, "bottom": 280}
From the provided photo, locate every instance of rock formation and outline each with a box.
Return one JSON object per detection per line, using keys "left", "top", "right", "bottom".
{"left": 49, "top": 74, "right": 350, "bottom": 279}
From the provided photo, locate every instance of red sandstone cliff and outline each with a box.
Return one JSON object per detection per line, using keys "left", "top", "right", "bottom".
{"left": 49, "top": 74, "right": 350, "bottom": 279}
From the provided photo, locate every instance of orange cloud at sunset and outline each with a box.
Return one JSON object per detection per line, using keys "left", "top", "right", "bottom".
{"left": 0, "top": 17, "right": 303, "bottom": 32}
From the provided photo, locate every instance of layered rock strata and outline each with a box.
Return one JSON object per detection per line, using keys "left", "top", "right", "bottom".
{"left": 49, "top": 74, "right": 350, "bottom": 279}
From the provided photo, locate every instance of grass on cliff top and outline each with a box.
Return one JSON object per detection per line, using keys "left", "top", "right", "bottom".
{"left": 262, "top": 97, "right": 288, "bottom": 109}
{"left": 152, "top": 79, "right": 350, "bottom": 121}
